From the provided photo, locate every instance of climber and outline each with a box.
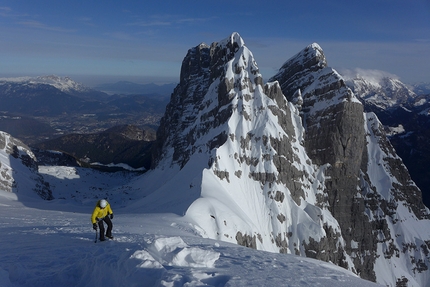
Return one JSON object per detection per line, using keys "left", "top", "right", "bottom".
{"left": 91, "top": 199, "right": 114, "bottom": 241}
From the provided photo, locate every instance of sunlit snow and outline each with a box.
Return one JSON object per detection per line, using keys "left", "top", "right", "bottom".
{"left": 0, "top": 187, "right": 382, "bottom": 287}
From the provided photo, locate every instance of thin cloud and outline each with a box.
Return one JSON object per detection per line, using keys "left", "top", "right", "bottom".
{"left": 0, "top": 6, "right": 25, "bottom": 18}
{"left": 17, "top": 20, "right": 75, "bottom": 33}
{"left": 340, "top": 68, "right": 399, "bottom": 82}
{"left": 0, "top": 6, "right": 11, "bottom": 12}
{"left": 127, "top": 20, "right": 171, "bottom": 27}
{"left": 177, "top": 16, "right": 217, "bottom": 24}
{"left": 104, "top": 32, "right": 135, "bottom": 41}
{"left": 127, "top": 14, "right": 216, "bottom": 27}
{"left": 414, "top": 38, "right": 430, "bottom": 43}
{"left": 77, "top": 17, "right": 96, "bottom": 27}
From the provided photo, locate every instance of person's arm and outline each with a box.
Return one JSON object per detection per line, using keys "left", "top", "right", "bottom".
{"left": 108, "top": 205, "right": 113, "bottom": 219}
{"left": 91, "top": 207, "right": 99, "bottom": 224}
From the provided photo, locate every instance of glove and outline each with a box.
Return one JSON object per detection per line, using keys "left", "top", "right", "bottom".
{"left": 110, "top": 214, "right": 114, "bottom": 219}
{"left": 93, "top": 223, "right": 97, "bottom": 230}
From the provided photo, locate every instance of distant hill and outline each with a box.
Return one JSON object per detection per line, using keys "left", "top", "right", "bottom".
{"left": 0, "top": 113, "right": 56, "bottom": 144}
{"left": 34, "top": 125, "right": 156, "bottom": 170}
{"left": 0, "top": 82, "right": 106, "bottom": 116}
{"left": 412, "top": 82, "right": 430, "bottom": 95}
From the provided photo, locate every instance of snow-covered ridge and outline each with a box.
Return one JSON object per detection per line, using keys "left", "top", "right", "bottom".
{"left": 0, "top": 131, "right": 35, "bottom": 160}
{"left": 412, "top": 82, "right": 430, "bottom": 95}
{"left": 341, "top": 68, "right": 417, "bottom": 109}
{"left": 0, "top": 75, "right": 90, "bottom": 93}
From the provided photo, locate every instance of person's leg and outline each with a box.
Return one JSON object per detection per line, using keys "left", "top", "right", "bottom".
{"left": 103, "top": 216, "right": 113, "bottom": 238}
{"left": 98, "top": 219, "right": 105, "bottom": 240}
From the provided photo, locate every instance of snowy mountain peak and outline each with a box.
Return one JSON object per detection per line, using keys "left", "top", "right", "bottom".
{"left": 342, "top": 69, "right": 417, "bottom": 109}
{"left": 144, "top": 34, "right": 430, "bottom": 287}
{"left": 217, "top": 32, "right": 245, "bottom": 50}
{"left": 285, "top": 42, "right": 326, "bottom": 69}
{"left": 0, "top": 74, "right": 91, "bottom": 94}
{"left": 269, "top": 42, "right": 328, "bottom": 102}
{"left": 154, "top": 33, "right": 262, "bottom": 170}
{"left": 32, "top": 75, "right": 91, "bottom": 93}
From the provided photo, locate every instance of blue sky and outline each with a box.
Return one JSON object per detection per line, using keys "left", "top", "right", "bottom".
{"left": 1, "top": 0, "right": 429, "bottom": 85}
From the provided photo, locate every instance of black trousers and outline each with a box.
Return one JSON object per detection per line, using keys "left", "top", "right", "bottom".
{"left": 97, "top": 216, "right": 113, "bottom": 239}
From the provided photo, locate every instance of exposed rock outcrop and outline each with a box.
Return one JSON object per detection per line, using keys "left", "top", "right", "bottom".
{"left": 146, "top": 33, "right": 430, "bottom": 286}
{"left": 0, "top": 131, "right": 52, "bottom": 200}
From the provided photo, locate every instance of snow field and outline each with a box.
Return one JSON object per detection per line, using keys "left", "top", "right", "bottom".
{"left": 0, "top": 193, "right": 383, "bottom": 287}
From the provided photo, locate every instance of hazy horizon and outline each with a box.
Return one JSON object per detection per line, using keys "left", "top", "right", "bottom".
{"left": 1, "top": 1, "right": 429, "bottom": 85}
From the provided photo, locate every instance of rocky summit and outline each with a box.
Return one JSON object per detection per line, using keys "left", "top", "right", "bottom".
{"left": 141, "top": 33, "right": 430, "bottom": 286}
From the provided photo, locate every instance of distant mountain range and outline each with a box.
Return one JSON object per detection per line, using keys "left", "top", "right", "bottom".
{"left": 0, "top": 76, "right": 171, "bottom": 169}
{"left": 0, "top": 75, "right": 109, "bottom": 100}
{"left": 0, "top": 75, "right": 171, "bottom": 141}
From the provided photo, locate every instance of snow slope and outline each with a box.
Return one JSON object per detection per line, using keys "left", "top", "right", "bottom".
{"left": 0, "top": 189, "right": 382, "bottom": 287}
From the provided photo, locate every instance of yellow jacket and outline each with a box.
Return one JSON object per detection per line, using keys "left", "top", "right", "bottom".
{"left": 91, "top": 200, "right": 113, "bottom": 224}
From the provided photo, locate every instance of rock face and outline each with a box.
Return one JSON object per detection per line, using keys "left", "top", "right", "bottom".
{"left": 271, "top": 45, "right": 430, "bottom": 283}
{"left": 146, "top": 33, "right": 430, "bottom": 286}
{"left": 0, "top": 131, "right": 52, "bottom": 200}
{"left": 152, "top": 42, "right": 212, "bottom": 168}
{"left": 343, "top": 73, "right": 430, "bottom": 209}
{"left": 271, "top": 44, "right": 374, "bottom": 276}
